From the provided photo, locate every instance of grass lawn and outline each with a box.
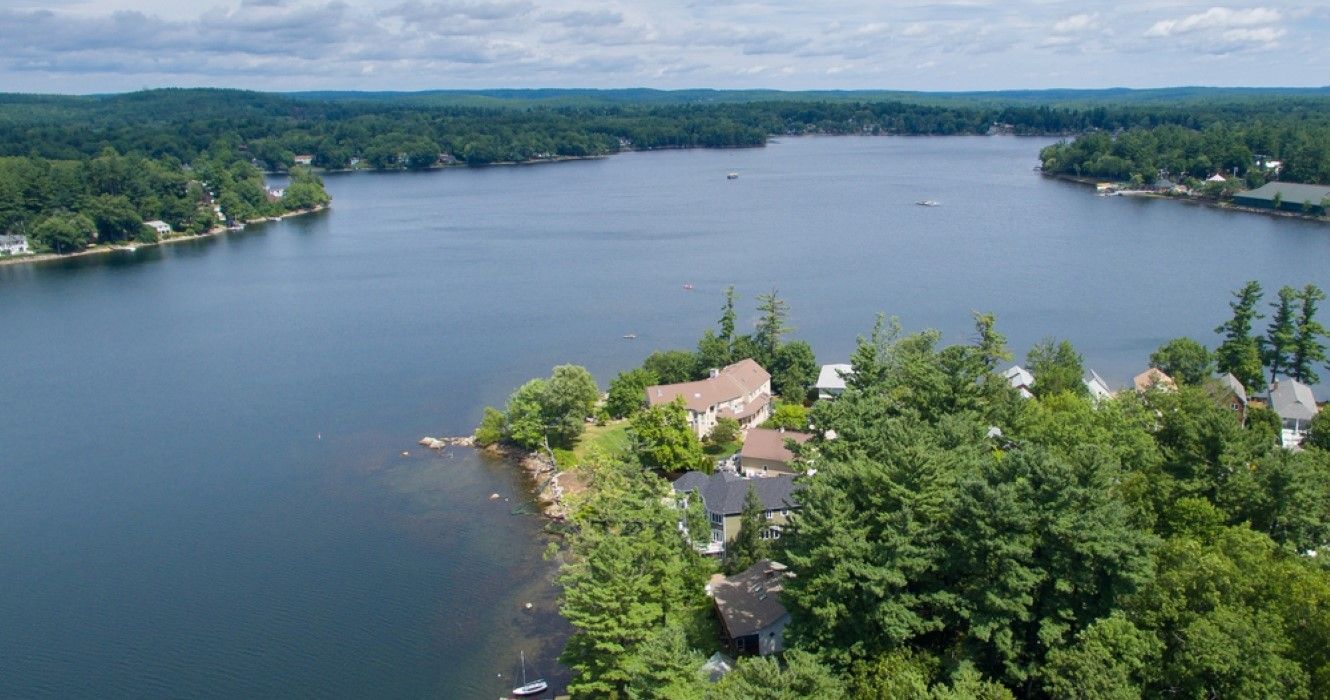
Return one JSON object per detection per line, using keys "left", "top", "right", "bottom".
{"left": 571, "top": 420, "right": 632, "bottom": 463}
{"left": 703, "top": 440, "right": 742, "bottom": 458}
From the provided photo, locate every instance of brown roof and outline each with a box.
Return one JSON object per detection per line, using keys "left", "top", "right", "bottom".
{"left": 1133, "top": 367, "right": 1177, "bottom": 393}
{"left": 740, "top": 428, "right": 812, "bottom": 465}
{"left": 711, "top": 560, "right": 792, "bottom": 638}
{"left": 646, "top": 358, "right": 771, "bottom": 413}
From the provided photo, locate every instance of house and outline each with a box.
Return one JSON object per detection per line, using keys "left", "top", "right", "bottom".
{"left": 739, "top": 428, "right": 812, "bottom": 477}
{"left": 143, "top": 220, "right": 172, "bottom": 237}
{"left": 293, "top": 154, "right": 314, "bottom": 166}
{"left": 1270, "top": 379, "right": 1320, "bottom": 449}
{"left": 1002, "top": 365, "right": 1035, "bottom": 399}
{"left": 815, "top": 363, "right": 852, "bottom": 400}
{"left": 672, "top": 471, "right": 800, "bottom": 555}
{"left": 1206, "top": 173, "right": 1227, "bottom": 183}
{"left": 0, "top": 234, "right": 30, "bottom": 255}
{"left": 709, "top": 560, "right": 793, "bottom": 657}
{"left": 1205, "top": 373, "right": 1248, "bottom": 425}
{"left": 1084, "top": 370, "right": 1114, "bottom": 402}
{"left": 646, "top": 359, "right": 772, "bottom": 439}
{"left": 1133, "top": 368, "right": 1177, "bottom": 393}
{"left": 1233, "top": 182, "right": 1330, "bottom": 216}
{"left": 267, "top": 187, "right": 285, "bottom": 199}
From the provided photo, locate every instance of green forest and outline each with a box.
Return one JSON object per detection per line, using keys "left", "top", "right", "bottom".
{"left": 480, "top": 284, "right": 1330, "bottom": 699}
{"left": 5, "top": 86, "right": 1330, "bottom": 255}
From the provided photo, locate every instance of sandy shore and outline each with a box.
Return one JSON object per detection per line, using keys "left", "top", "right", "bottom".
{"left": 0, "top": 204, "right": 329, "bottom": 268}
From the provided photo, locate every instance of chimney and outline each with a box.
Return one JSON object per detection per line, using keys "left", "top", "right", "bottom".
{"left": 708, "top": 368, "right": 720, "bottom": 379}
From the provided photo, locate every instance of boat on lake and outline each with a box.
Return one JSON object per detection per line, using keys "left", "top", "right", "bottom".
{"left": 512, "top": 651, "right": 548, "bottom": 697}
{"left": 916, "top": 200, "right": 940, "bottom": 207}
{"left": 622, "top": 333, "right": 638, "bottom": 340}
{"left": 727, "top": 171, "right": 738, "bottom": 180}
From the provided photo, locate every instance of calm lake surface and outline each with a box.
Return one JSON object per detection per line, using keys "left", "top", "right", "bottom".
{"left": 2, "top": 136, "right": 1328, "bottom": 697}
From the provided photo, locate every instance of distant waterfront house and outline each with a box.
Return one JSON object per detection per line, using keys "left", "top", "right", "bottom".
{"left": 1133, "top": 368, "right": 1177, "bottom": 393}
{"left": 1270, "top": 379, "right": 1320, "bottom": 449}
{"left": 1002, "top": 365, "right": 1035, "bottom": 399}
{"left": 0, "top": 234, "right": 30, "bottom": 255}
{"left": 143, "top": 220, "right": 172, "bottom": 237}
{"left": 739, "top": 428, "right": 812, "bottom": 477}
{"left": 709, "top": 560, "right": 793, "bottom": 657}
{"left": 815, "top": 363, "right": 852, "bottom": 400}
{"left": 646, "top": 359, "right": 772, "bottom": 439}
{"left": 672, "top": 471, "right": 800, "bottom": 555}
{"left": 1084, "top": 370, "right": 1114, "bottom": 402}
{"left": 1205, "top": 373, "right": 1249, "bottom": 425}
{"left": 1233, "top": 182, "right": 1330, "bottom": 216}
{"left": 1206, "top": 173, "right": 1227, "bottom": 183}
{"left": 267, "top": 187, "right": 285, "bottom": 199}
{"left": 293, "top": 154, "right": 314, "bottom": 166}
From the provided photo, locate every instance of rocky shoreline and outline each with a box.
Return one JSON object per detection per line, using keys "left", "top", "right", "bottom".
{"left": 419, "top": 435, "right": 578, "bottom": 520}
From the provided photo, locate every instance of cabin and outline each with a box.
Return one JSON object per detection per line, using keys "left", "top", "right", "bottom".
{"left": 1002, "top": 365, "right": 1035, "bottom": 399}
{"left": 646, "top": 359, "right": 772, "bottom": 439}
{"left": 815, "top": 363, "right": 852, "bottom": 400}
{"left": 709, "top": 560, "right": 793, "bottom": 657}
{"left": 0, "top": 234, "right": 30, "bottom": 255}
{"left": 739, "top": 428, "right": 812, "bottom": 477}
{"left": 672, "top": 471, "right": 800, "bottom": 555}
{"left": 1270, "top": 379, "right": 1320, "bottom": 449}
{"left": 292, "top": 154, "right": 314, "bottom": 166}
{"left": 1233, "top": 182, "right": 1330, "bottom": 216}
{"left": 1204, "top": 373, "right": 1249, "bottom": 425}
{"left": 143, "top": 220, "right": 172, "bottom": 237}
{"left": 1133, "top": 368, "right": 1177, "bottom": 393}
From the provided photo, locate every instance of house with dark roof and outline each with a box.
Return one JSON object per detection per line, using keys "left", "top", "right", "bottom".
{"left": 739, "top": 428, "right": 812, "bottom": 477}
{"left": 1234, "top": 182, "right": 1330, "bottom": 216}
{"left": 709, "top": 560, "right": 793, "bottom": 657}
{"left": 646, "top": 359, "right": 772, "bottom": 439}
{"left": 1205, "top": 373, "right": 1249, "bottom": 425}
{"left": 672, "top": 471, "right": 801, "bottom": 555}
{"left": 1270, "top": 379, "right": 1320, "bottom": 449}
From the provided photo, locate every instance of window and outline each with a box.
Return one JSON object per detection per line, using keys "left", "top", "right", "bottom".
{"left": 764, "top": 510, "right": 773, "bottom": 520}
{"left": 710, "top": 511, "right": 723, "bottom": 526}
{"left": 761, "top": 528, "right": 781, "bottom": 540}
{"left": 711, "top": 529, "right": 723, "bottom": 543}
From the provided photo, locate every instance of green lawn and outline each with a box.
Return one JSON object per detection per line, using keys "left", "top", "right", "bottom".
{"left": 572, "top": 421, "right": 632, "bottom": 463}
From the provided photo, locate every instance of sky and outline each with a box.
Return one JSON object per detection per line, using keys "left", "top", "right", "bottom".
{"left": 0, "top": 1, "right": 1327, "bottom": 94}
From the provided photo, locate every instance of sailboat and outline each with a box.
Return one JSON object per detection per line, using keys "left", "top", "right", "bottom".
{"left": 512, "top": 651, "right": 548, "bottom": 697}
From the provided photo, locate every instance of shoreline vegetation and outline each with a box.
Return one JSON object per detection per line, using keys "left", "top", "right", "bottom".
{"left": 477, "top": 285, "right": 1330, "bottom": 698}
{"left": 1044, "top": 172, "right": 1330, "bottom": 224}
{"left": 0, "top": 204, "right": 329, "bottom": 267}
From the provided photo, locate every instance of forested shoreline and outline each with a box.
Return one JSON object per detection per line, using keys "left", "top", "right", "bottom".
{"left": 4, "top": 86, "right": 1330, "bottom": 257}
{"left": 480, "top": 285, "right": 1330, "bottom": 699}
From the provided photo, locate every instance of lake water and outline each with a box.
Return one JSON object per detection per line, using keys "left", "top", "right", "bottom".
{"left": 2, "top": 136, "right": 1328, "bottom": 697}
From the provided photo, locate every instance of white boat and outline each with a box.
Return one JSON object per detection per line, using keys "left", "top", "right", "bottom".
{"left": 512, "top": 651, "right": 548, "bottom": 697}
{"left": 916, "top": 200, "right": 939, "bottom": 207}
{"left": 622, "top": 333, "right": 637, "bottom": 340}
{"left": 726, "top": 171, "right": 738, "bottom": 180}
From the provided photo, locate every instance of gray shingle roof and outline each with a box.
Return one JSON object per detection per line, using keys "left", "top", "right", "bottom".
{"left": 672, "top": 471, "right": 801, "bottom": 515}
{"left": 1234, "top": 182, "right": 1330, "bottom": 204}
{"left": 1271, "top": 379, "right": 1319, "bottom": 422}
{"left": 711, "top": 560, "right": 791, "bottom": 638}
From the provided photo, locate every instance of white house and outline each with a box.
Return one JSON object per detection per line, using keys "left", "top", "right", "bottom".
{"left": 814, "top": 363, "right": 852, "bottom": 400}
{"left": 143, "top": 220, "right": 172, "bottom": 237}
{"left": 0, "top": 234, "right": 30, "bottom": 255}
{"left": 293, "top": 154, "right": 314, "bottom": 166}
{"left": 1002, "top": 365, "right": 1035, "bottom": 399}
{"left": 1270, "top": 379, "right": 1320, "bottom": 449}
{"left": 646, "top": 359, "right": 772, "bottom": 439}
{"left": 1084, "top": 370, "right": 1114, "bottom": 402}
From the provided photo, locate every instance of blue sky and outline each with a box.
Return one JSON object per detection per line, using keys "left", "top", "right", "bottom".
{"left": 0, "top": 1, "right": 1326, "bottom": 93}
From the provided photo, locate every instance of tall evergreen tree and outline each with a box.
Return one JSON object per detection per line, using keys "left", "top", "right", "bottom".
{"left": 1290, "top": 284, "right": 1327, "bottom": 384}
{"left": 1026, "top": 338, "right": 1087, "bottom": 397}
{"left": 1263, "top": 286, "right": 1298, "bottom": 384}
{"left": 754, "top": 290, "right": 792, "bottom": 366}
{"left": 1215, "top": 281, "right": 1266, "bottom": 392}
{"left": 723, "top": 485, "right": 771, "bottom": 575}
{"left": 719, "top": 286, "right": 737, "bottom": 342}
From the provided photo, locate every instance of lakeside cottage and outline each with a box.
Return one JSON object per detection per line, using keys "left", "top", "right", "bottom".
{"left": 143, "top": 220, "right": 172, "bottom": 237}
{"left": 0, "top": 233, "right": 30, "bottom": 255}
{"left": 1205, "top": 373, "right": 1249, "bottom": 425}
{"left": 815, "top": 363, "right": 853, "bottom": 400}
{"left": 672, "top": 471, "right": 800, "bottom": 555}
{"left": 708, "top": 560, "right": 793, "bottom": 657}
{"left": 1133, "top": 367, "right": 1177, "bottom": 393}
{"left": 646, "top": 359, "right": 772, "bottom": 439}
{"left": 739, "top": 428, "right": 812, "bottom": 477}
{"left": 1002, "top": 365, "right": 1036, "bottom": 399}
{"left": 1270, "top": 379, "right": 1320, "bottom": 449}
{"left": 293, "top": 154, "right": 314, "bottom": 166}
{"left": 1233, "top": 182, "right": 1330, "bottom": 216}
{"left": 1084, "top": 370, "right": 1114, "bottom": 402}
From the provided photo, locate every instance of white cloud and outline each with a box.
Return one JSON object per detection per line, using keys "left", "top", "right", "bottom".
{"left": 1145, "top": 7, "right": 1281, "bottom": 37}
{"left": 1052, "top": 13, "right": 1098, "bottom": 34}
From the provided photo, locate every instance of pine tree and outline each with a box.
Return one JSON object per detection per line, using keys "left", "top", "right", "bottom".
{"left": 1215, "top": 281, "right": 1266, "bottom": 392}
{"left": 754, "top": 289, "right": 792, "bottom": 366}
{"left": 1263, "top": 286, "right": 1298, "bottom": 385}
{"left": 719, "top": 286, "right": 737, "bottom": 342}
{"left": 1290, "top": 284, "right": 1327, "bottom": 384}
{"left": 723, "top": 485, "right": 771, "bottom": 575}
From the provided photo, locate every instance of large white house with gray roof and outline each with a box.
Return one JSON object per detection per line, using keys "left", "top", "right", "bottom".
{"left": 1270, "top": 379, "right": 1320, "bottom": 449}
{"left": 646, "top": 359, "right": 772, "bottom": 439}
